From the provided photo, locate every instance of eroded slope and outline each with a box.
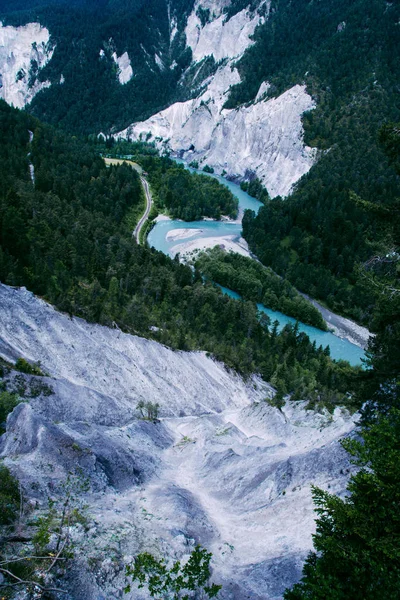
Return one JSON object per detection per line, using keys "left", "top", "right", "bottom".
{"left": 0, "top": 284, "right": 356, "bottom": 599}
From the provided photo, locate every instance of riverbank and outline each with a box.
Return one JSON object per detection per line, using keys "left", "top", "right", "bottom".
{"left": 301, "top": 294, "right": 371, "bottom": 350}
{"left": 147, "top": 164, "right": 369, "bottom": 360}
{"left": 171, "top": 234, "right": 251, "bottom": 260}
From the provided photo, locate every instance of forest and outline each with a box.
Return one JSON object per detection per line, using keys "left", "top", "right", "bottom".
{"left": 225, "top": 0, "right": 400, "bottom": 327}
{"left": 0, "top": 0, "right": 399, "bottom": 593}
{"left": 138, "top": 155, "right": 238, "bottom": 221}
{"left": 0, "top": 100, "right": 360, "bottom": 411}
{"left": 195, "top": 248, "right": 327, "bottom": 330}
{"left": 283, "top": 123, "right": 400, "bottom": 598}
{"left": 0, "top": 0, "right": 196, "bottom": 134}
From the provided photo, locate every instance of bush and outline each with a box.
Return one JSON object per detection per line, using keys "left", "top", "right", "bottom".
{"left": 15, "top": 358, "right": 45, "bottom": 377}
{"left": 0, "top": 391, "right": 22, "bottom": 431}
{"left": 0, "top": 463, "right": 20, "bottom": 525}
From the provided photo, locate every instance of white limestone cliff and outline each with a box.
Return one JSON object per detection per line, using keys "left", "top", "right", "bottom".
{"left": 0, "top": 22, "right": 53, "bottom": 108}
{"left": 117, "top": 1, "right": 316, "bottom": 198}
{"left": 185, "top": 1, "right": 266, "bottom": 62}
{"left": 118, "top": 63, "right": 316, "bottom": 198}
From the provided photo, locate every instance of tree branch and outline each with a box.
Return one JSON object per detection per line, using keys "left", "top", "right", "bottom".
{"left": 0, "top": 567, "right": 67, "bottom": 594}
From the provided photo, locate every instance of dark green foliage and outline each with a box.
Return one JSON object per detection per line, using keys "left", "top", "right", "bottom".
{"left": 0, "top": 463, "right": 20, "bottom": 525}
{"left": 202, "top": 164, "right": 214, "bottom": 174}
{"left": 0, "top": 101, "right": 360, "bottom": 406}
{"left": 0, "top": 0, "right": 195, "bottom": 135}
{"left": 224, "top": 0, "right": 261, "bottom": 20}
{"left": 0, "top": 391, "right": 22, "bottom": 432}
{"left": 195, "top": 248, "right": 327, "bottom": 330}
{"left": 230, "top": 0, "right": 400, "bottom": 326}
{"left": 196, "top": 6, "right": 210, "bottom": 27}
{"left": 125, "top": 545, "right": 221, "bottom": 598}
{"left": 284, "top": 237, "right": 400, "bottom": 598}
{"left": 240, "top": 178, "right": 270, "bottom": 204}
{"left": 284, "top": 409, "right": 400, "bottom": 600}
{"left": 137, "top": 400, "right": 160, "bottom": 421}
{"left": 358, "top": 293, "right": 400, "bottom": 421}
{"left": 355, "top": 123, "right": 400, "bottom": 419}
{"left": 15, "top": 358, "right": 44, "bottom": 376}
{"left": 138, "top": 155, "right": 238, "bottom": 220}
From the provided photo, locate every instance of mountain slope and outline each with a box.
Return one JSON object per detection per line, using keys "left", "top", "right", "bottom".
{"left": 238, "top": 0, "right": 400, "bottom": 324}
{"left": 0, "top": 282, "right": 356, "bottom": 600}
{"left": 0, "top": 0, "right": 195, "bottom": 131}
{"left": 0, "top": 0, "right": 318, "bottom": 197}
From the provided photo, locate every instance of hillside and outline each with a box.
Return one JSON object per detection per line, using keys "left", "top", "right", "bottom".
{"left": 0, "top": 1, "right": 399, "bottom": 598}
{"left": 0, "top": 100, "right": 361, "bottom": 409}
{"left": 0, "top": 0, "right": 195, "bottom": 131}
{"left": 0, "top": 282, "right": 356, "bottom": 600}
{"left": 234, "top": 0, "right": 400, "bottom": 325}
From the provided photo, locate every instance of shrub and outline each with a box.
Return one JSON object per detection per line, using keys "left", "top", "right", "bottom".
{"left": 15, "top": 358, "right": 45, "bottom": 376}
{"left": 0, "top": 391, "right": 22, "bottom": 431}
{"left": 0, "top": 463, "right": 20, "bottom": 525}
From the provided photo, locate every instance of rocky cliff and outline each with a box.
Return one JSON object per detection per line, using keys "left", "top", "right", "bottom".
{"left": 0, "top": 22, "right": 53, "bottom": 108}
{"left": 118, "top": 0, "right": 317, "bottom": 197}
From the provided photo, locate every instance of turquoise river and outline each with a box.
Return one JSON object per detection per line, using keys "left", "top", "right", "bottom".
{"left": 147, "top": 163, "right": 366, "bottom": 367}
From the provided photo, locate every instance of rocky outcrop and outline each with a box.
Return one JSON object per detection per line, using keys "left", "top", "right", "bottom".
{"left": 0, "top": 284, "right": 356, "bottom": 599}
{"left": 185, "top": 0, "right": 265, "bottom": 62}
{"left": 0, "top": 22, "right": 53, "bottom": 108}
{"left": 112, "top": 51, "right": 133, "bottom": 84}
{"left": 117, "top": 1, "right": 316, "bottom": 198}
{"left": 120, "top": 71, "right": 316, "bottom": 198}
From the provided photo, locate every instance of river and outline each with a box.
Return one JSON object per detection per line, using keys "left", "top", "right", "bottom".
{"left": 147, "top": 162, "right": 366, "bottom": 367}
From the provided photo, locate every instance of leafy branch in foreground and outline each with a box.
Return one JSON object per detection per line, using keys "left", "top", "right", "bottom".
{"left": 0, "top": 470, "right": 90, "bottom": 597}
{"left": 125, "top": 545, "right": 221, "bottom": 599}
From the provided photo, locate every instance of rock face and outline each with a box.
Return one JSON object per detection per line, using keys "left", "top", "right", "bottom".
{"left": 185, "top": 1, "right": 263, "bottom": 62}
{"left": 117, "top": 0, "right": 317, "bottom": 198}
{"left": 0, "top": 284, "right": 356, "bottom": 599}
{"left": 112, "top": 51, "right": 133, "bottom": 84}
{"left": 0, "top": 22, "right": 53, "bottom": 108}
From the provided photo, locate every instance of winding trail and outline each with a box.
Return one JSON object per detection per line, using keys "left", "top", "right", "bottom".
{"left": 134, "top": 176, "right": 152, "bottom": 244}
{"left": 102, "top": 157, "right": 152, "bottom": 245}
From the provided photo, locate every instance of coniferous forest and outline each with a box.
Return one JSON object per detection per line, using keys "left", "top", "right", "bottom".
{"left": 0, "top": 100, "right": 359, "bottom": 411}
{"left": 0, "top": 0, "right": 399, "bottom": 597}
{"left": 228, "top": 0, "right": 400, "bottom": 326}
{"left": 139, "top": 155, "right": 239, "bottom": 221}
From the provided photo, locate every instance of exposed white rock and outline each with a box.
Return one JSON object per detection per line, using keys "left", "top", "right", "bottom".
{"left": 0, "top": 22, "right": 54, "bottom": 108}
{"left": 171, "top": 234, "right": 251, "bottom": 260}
{"left": 0, "top": 284, "right": 266, "bottom": 418}
{"left": 170, "top": 15, "right": 178, "bottom": 42}
{"left": 185, "top": 2, "right": 265, "bottom": 62}
{"left": 117, "top": 1, "right": 315, "bottom": 198}
{"left": 154, "top": 53, "right": 165, "bottom": 70}
{"left": 0, "top": 283, "right": 356, "bottom": 599}
{"left": 118, "top": 62, "right": 316, "bottom": 198}
{"left": 116, "top": 0, "right": 316, "bottom": 196}
{"left": 256, "top": 80, "right": 271, "bottom": 101}
{"left": 112, "top": 50, "right": 133, "bottom": 84}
